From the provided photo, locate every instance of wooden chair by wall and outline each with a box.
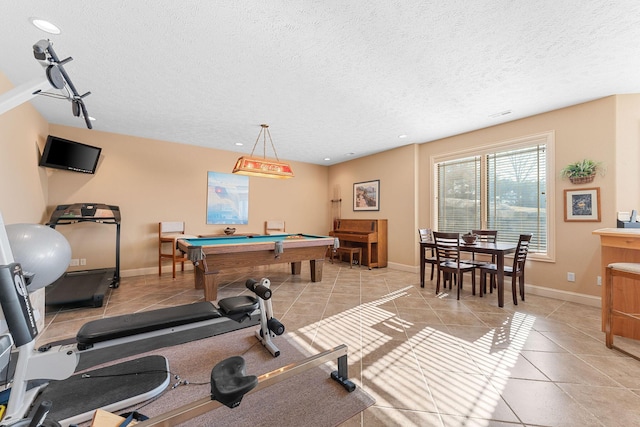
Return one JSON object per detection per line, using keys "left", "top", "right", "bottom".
{"left": 265, "top": 220, "right": 286, "bottom": 235}
{"left": 479, "top": 234, "right": 532, "bottom": 304}
{"left": 418, "top": 228, "right": 437, "bottom": 286}
{"left": 159, "top": 221, "right": 192, "bottom": 278}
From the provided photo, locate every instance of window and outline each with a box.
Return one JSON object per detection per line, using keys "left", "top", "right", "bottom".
{"left": 434, "top": 132, "right": 554, "bottom": 258}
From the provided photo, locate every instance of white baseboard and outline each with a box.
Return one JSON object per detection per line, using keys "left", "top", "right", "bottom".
{"left": 387, "top": 262, "right": 416, "bottom": 273}
{"left": 524, "top": 284, "right": 601, "bottom": 308}
{"left": 386, "top": 262, "right": 601, "bottom": 308}
{"left": 123, "top": 264, "right": 194, "bottom": 278}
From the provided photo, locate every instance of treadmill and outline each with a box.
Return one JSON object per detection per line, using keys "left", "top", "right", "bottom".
{"left": 46, "top": 203, "right": 120, "bottom": 308}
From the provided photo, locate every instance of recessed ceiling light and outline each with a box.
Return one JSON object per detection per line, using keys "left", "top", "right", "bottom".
{"left": 324, "top": 157, "right": 331, "bottom": 161}
{"left": 29, "top": 17, "right": 61, "bottom": 35}
{"left": 398, "top": 134, "right": 408, "bottom": 139}
{"left": 346, "top": 152, "right": 355, "bottom": 156}
{"left": 88, "top": 116, "right": 96, "bottom": 121}
{"left": 235, "top": 142, "right": 243, "bottom": 146}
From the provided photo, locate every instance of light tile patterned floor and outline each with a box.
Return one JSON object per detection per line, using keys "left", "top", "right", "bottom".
{"left": 41, "top": 262, "right": 640, "bottom": 426}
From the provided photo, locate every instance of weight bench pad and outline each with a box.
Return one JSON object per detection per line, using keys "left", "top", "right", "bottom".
{"left": 218, "top": 296, "right": 259, "bottom": 316}
{"left": 77, "top": 301, "right": 222, "bottom": 346}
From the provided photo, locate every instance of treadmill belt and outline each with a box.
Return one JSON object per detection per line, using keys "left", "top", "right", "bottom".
{"left": 45, "top": 268, "right": 114, "bottom": 308}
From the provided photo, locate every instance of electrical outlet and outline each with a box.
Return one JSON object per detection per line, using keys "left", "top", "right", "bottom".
{"left": 80, "top": 258, "right": 86, "bottom": 266}
{"left": 567, "top": 272, "right": 575, "bottom": 282}
{"left": 69, "top": 259, "right": 79, "bottom": 267}
{"left": 597, "top": 276, "right": 602, "bottom": 286}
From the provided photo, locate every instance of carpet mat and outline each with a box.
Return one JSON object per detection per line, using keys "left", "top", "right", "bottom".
{"left": 73, "top": 327, "right": 374, "bottom": 427}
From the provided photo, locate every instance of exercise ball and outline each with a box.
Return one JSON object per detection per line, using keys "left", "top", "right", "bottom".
{"left": 5, "top": 223, "right": 71, "bottom": 291}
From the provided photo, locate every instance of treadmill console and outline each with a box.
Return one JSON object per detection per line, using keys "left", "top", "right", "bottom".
{"left": 49, "top": 203, "right": 121, "bottom": 224}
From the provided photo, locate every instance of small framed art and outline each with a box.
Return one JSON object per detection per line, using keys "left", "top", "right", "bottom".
{"left": 564, "top": 187, "right": 600, "bottom": 222}
{"left": 353, "top": 180, "right": 380, "bottom": 211}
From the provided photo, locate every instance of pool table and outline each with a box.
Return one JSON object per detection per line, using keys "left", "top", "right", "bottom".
{"left": 177, "top": 234, "right": 337, "bottom": 301}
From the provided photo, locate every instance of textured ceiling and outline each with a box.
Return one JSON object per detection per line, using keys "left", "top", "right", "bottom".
{"left": 2, "top": 1, "right": 640, "bottom": 165}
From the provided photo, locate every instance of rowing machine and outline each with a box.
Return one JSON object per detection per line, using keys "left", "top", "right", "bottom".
{"left": 136, "top": 344, "right": 356, "bottom": 426}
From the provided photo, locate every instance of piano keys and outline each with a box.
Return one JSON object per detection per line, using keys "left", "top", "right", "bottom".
{"left": 330, "top": 219, "right": 387, "bottom": 268}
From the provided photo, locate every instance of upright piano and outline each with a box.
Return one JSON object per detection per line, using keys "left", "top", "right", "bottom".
{"left": 330, "top": 219, "right": 387, "bottom": 268}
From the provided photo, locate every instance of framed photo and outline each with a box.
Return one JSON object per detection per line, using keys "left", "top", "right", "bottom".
{"left": 206, "top": 172, "right": 249, "bottom": 224}
{"left": 564, "top": 187, "right": 600, "bottom": 222}
{"left": 353, "top": 180, "right": 380, "bottom": 211}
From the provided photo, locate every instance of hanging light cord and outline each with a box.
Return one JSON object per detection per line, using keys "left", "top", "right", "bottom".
{"left": 248, "top": 124, "right": 281, "bottom": 161}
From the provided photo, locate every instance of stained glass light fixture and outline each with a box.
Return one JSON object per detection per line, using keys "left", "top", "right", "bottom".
{"left": 232, "top": 124, "right": 294, "bottom": 179}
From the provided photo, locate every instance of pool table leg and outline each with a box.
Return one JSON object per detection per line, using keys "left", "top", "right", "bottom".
{"left": 310, "top": 259, "right": 323, "bottom": 282}
{"left": 195, "top": 262, "right": 218, "bottom": 301}
{"left": 291, "top": 260, "right": 324, "bottom": 281}
{"left": 291, "top": 261, "right": 302, "bottom": 275}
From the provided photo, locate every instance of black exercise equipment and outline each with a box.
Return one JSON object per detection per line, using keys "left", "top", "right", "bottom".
{"left": 1, "top": 271, "right": 281, "bottom": 426}
{"left": 46, "top": 203, "right": 121, "bottom": 308}
{"left": 210, "top": 356, "right": 258, "bottom": 409}
{"left": 136, "top": 345, "right": 356, "bottom": 427}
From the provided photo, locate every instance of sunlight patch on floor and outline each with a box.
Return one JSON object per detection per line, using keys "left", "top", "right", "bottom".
{"left": 289, "top": 286, "right": 537, "bottom": 426}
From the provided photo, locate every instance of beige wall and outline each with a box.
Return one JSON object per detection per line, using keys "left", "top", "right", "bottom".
{"left": 330, "top": 95, "right": 640, "bottom": 302}
{"left": 328, "top": 144, "right": 418, "bottom": 267}
{"left": 0, "top": 73, "right": 50, "bottom": 224}
{"left": 615, "top": 94, "right": 640, "bottom": 212}
{"left": 43, "top": 125, "right": 331, "bottom": 274}
{"left": 1, "top": 68, "right": 330, "bottom": 275}
{"left": 4, "top": 68, "right": 640, "bottom": 303}
{"left": 417, "top": 97, "right": 619, "bottom": 299}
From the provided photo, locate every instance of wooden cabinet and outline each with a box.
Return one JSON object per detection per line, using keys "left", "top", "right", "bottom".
{"left": 593, "top": 228, "right": 640, "bottom": 340}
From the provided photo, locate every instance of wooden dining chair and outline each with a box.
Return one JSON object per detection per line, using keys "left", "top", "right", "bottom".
{"left": 433, "top": 231, "right": 477, "bottom": 299}
{"left": 469, "top": 229, "right": 498, "bottom": 292}
{"left": 159, "top": 221, "right": 192, "bottom": 278}
{"left": 418, "top": 228, "right": 437, "bottom": 286}
{"left": 479, "top": 233, "right": 532, "bottom": 305}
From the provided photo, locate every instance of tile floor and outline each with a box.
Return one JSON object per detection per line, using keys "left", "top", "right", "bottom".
{"left": 40, "top": 261, "right": 640, "bottom": 427}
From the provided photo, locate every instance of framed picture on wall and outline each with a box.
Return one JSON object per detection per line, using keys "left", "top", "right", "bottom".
{"left": 353, "top": 180, "right": 380, "bottom": 211}
{"left": 564, "top": 187, "right": 601, "bottom": 222}
{"left": 206, "top": 172, "right": 249, "bottom": 224}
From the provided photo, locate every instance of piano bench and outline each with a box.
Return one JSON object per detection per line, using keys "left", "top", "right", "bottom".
{"left": 335, "top": 247, "right": 362, "bottom": 268}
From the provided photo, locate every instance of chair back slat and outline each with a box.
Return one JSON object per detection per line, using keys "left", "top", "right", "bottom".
{"left": 513, "top": 234, "right": 533, "bottom": 272}
{"left": 472, "top": 229, "right": 498, "bottom": 243}
{"left": 418, "top": 228, "right": 433, "bottom": 242}
{"left": 433, "top": 231, "right": 461, "bottom": 264}
{"left": 160, "top": 221, "right": 186, "bottom": 234}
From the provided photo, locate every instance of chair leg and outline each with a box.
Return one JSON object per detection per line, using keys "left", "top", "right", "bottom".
{"left": 171, "top": 247, "right": 177, "bottom": 279}
{"left": 479, "top": 271, "right": 485, "bottom": 297}
{"left": 519, "top": 274, "right": 525, "bottom": 301}
{"left": 435, "top": 269, "right": 441, "bottom": 294}
{"left": 430, "top": 264, "right": 435, "bottom": 281}
{"left": 512, "top": 276, "right": 518, "bottom": 305}
{"left": 605, "top": 267, "right": 614, "bottom": 348}
{"left": 457, "top": 273, "right": 462, "bottom": 300}
{"left": 471, "top": 271, "right": 476, "bottom": 296}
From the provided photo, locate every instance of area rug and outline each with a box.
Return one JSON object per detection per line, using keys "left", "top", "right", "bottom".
{"left": 74, "top": 327, "right": 374, "bottom": 427}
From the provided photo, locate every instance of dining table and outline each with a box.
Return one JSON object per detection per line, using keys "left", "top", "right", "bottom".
{"left": 419, "top": 239, "right": 519, "bottom": 307}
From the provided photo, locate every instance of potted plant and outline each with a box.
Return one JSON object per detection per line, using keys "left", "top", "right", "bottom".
{"left": 560, "top": 159, "right": 601, "bottom": 184}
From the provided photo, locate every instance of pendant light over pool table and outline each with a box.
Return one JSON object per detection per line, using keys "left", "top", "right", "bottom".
{"left": 232, "top": 124, "right": 294, "bottom": 179}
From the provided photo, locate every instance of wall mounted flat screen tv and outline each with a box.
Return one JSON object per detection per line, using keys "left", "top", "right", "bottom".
{"left": 39, "top": 135, "right": 102, "bottom": 174}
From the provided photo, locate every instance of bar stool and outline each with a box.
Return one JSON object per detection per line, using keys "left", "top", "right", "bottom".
{"left": 605, "top": 262, "right": 640, "bottom": 360}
